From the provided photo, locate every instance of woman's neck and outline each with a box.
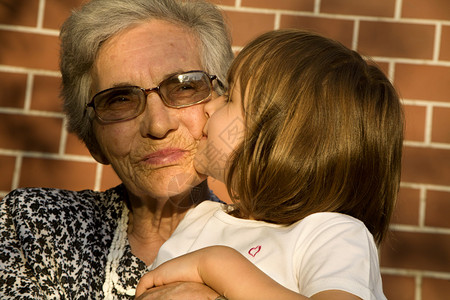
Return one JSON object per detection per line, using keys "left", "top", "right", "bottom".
{"left": 126, "top": 180, "right": 210, "bottom": 265}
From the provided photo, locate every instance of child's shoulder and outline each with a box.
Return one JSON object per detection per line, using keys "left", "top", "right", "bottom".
{"left": 297, "top": 212, "right": 374, "bottom": 245}
{"left": 302, "top": 211, "right": 365, "bottom": 226}
{"left": 190, "top": 200, "right": 224, "bottom": 215}
{"left": 174, "top": 200, "right": 224, "bottom": 232}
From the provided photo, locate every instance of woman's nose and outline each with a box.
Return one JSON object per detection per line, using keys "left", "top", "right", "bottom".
{"left": 204, "top": 95, "right": 226, "bottom": 118}
{"left": 140, "top": 93, "right": 179, "bottom": 139}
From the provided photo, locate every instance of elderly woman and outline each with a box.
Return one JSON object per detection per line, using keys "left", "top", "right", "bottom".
{"left": 0, "top": 0, "right": 233, "bottom": 298}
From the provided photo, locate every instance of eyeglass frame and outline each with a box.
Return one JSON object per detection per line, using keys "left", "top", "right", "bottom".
{"left": 85, "top": 70, "right": 223, "bottom": 123}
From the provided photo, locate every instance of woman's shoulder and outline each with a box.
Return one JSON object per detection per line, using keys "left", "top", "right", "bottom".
{"left": 0, "top": 185, "right": 126, "bottom": 298}
{"left": 4, "top": 184, "right": 124, "bottom": 209}
{"left": 2, "top": 185, "right": 125, "bottom": 229}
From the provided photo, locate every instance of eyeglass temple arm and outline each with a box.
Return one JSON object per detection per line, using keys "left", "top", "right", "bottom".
{"left": 210, "top": 75, "right": 225, "bottom": 92}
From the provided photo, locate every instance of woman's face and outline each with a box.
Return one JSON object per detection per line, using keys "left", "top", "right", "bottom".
{"left": 194, "top": 81, "right": 245, "bottom": 182}
{"left": 92, "top": 20, "right": 209, "bottom": 200}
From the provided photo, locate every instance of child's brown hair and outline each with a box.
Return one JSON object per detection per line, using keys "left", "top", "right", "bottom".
{"left": 226, "top": 29, "right": 404, "bottom": 244}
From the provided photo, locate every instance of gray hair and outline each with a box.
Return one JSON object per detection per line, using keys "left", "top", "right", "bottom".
{"left": 59, "top": 0, "right": 233, "bottom": 155}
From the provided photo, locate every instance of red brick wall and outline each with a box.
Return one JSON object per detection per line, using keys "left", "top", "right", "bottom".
{"left": 1, "top": 0, "right": 449, "bottom": 298}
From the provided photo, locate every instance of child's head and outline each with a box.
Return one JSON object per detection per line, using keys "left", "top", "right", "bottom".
{"left": 225, "top": 29, "right": 403, "bottom": 244}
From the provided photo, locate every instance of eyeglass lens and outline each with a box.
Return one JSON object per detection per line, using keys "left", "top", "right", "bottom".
{"left": 159, "top": 72, "right": 211, "bottom": 107}
{"left": 92, "top": 71, "right": 213, "bottom": 122}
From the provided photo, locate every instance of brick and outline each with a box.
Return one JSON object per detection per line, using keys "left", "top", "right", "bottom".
{"left": 422, "top": 277, "right": 450, "bottom": 300}
{"left": 0, "top": 30, "right": 59, "bottom": 71}
{"left": 358, "top": 21, "right": 434, "bottom": 59}
{"left": 0, "top": 155, "right": 15, "bottom": 191}
{"left": 208, "top": 177, "right": 231, "bottom": 203}
{"left": 43, "top": 0, "right": 85, "bottom": 30}
{"left": 279, "top": 15, "right": 354, "bottom": 49}
{"left": 404, "top": 105, "right": 426, "bottom": 142}
{"left": 19, "top": 157, "right": 96, "bottom": 190}
{"left": 0, "top": 113, "right": 62, "bottom": 152}
{"left": 372, "top": 61, "right": 389, "bottom": 77}
{"left": 381, "top": 274, "right": 415, "bottom": 300}
{"left": 0, "top": 72, "right": 27, "bottom": 109}
{"left": 209, "top": 0, "right": 236, "bottom": 6}
{"left": 100, "top": 164, "right": 122, "bottom": 191}
{"left": 394, "top": 64, "right": 450, "bottom": 102}
{"left": 64, "top": 132, "right": 91, "bottom": 156}
{"left": 380, "top": 231, "right": 450, "bottom": 272}
{"left": 31, "top": 75, "right": 63, "bottom": 112}
{"left": 425, "top": 190, "right": 450, "bottom": 228}
{"left": 402, "top": 146, "right": 450, "bottom": 186}
{"left": 223, "top": 11, "right": 275, "bottom": 46}
{"left": 402, "top": 0, "right": 450, "bottom": 21}
{"left": 241, "top": 0, "right": 314, "bottom": 11}
{"left": 392, "top": 187, "right": 420, "bottom": 226}
{"left": 440, "top": 26, "right": 450, "bottom": 61}
{"left": 0, "top": 0, "right": 39, "bottom": 27}
{"left": 432, "top": 107, "right": 450, "bottom": 143}
{"left": 321, "top": 0, "right": 396, "bottom": 17}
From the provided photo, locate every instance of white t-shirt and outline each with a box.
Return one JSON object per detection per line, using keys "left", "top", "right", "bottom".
{"left": 152, "top": 201, "right": 386, "bottom": 299}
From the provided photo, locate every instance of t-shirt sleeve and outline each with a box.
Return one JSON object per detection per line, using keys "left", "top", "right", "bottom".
{"left": 294, "top": 214, "right": 384, "bottom": 299}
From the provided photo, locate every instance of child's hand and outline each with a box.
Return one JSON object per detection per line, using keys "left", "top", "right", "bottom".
{"left": 134, "top": 282, "right": 219, "bottom": 300}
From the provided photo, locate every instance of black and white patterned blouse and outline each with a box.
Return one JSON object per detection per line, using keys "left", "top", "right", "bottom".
{"left": 0, "top": 185, "right": 154, "bottom": 299}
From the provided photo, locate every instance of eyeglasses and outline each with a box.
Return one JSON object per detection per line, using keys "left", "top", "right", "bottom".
{"left": 86, "top": 70, "right": 222, "bottom": 123}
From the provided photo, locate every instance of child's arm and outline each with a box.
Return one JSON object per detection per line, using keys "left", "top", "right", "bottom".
{"left": 136, "top": 245, "right": 306, "bottom": 300}
{"left": 136, "top": 245, "right": 362, "bottom": 300}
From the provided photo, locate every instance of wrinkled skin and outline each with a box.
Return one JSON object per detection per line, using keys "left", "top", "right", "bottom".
{"left": 92, "top": 20, "right": 218, "bottom": 297}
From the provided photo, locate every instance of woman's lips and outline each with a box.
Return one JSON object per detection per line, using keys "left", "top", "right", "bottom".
{"left": 142, "top": 148, "right": 186, "bottom": 165}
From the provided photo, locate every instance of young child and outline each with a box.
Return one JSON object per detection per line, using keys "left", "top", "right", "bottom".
{"left": 135, "top": 29, "right": 403, "bottom": 300}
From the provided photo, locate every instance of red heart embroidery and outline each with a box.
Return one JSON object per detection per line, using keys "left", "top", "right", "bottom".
{"left": 248, "top": 245, "right": 261, "bottom": 257}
